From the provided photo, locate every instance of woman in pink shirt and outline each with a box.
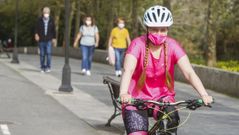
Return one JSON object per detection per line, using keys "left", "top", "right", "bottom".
{"left": 119, "top": 5, "right": 213, "bottom": 135}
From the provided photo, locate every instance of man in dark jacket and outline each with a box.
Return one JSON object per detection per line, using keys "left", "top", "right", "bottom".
{"left": 35, "top": 7, "right": 56, "bottom": 73}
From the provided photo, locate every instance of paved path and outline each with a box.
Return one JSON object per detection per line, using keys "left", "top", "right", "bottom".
{"left": 0, "top": 54, "right": 239, "bottom": 135}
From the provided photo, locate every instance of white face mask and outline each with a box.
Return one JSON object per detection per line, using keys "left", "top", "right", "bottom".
{"left": 43, "top": 13, "right": 49, "bottom": 18}
{"left": 86, "top": 20, "right": 92, "bottom": 26}
{"left": 118, "top": 23, "right": 125, "bottom": 29}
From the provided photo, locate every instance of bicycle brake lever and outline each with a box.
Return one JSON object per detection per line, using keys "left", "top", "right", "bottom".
{"left": 204, "top": 98, "right": 215, "bottom": 108}
{"left": 205, "top": 104, "right": 212, "bottom": 108}
{"left": 187, "top": 99, "right": 203, "bottom": 110}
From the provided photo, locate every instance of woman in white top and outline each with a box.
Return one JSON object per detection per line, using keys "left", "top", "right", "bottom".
{"left": 73, "top": 15, "right": 100, "bottom": 76}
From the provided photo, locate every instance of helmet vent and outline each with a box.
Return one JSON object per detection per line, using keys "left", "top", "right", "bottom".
{"left": 147, "top": 13, "right": 152, "bottom": 22}
{"left": 157, "top": 9, "right": 160, "bottom": 17}
{"left": 144, "top": 17, "right": 147, "bottom": 22}
{"left": 161, "top": 13, "right": 165, "bottom": 22}
{"left": 152, "top": 13, "right": 157, "bottom": 22}
{"left": 166, "top": 13, "right": 170, "bottom": 22}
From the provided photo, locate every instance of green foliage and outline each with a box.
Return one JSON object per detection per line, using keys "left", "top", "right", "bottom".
{"left": 190, "top": 56, "right": 206, "bottom": 65}
{"left": 216, "top": 61, "right": 239, "bottom": 72}
{"left": 0, "top": 0, "right": 50, "bottom": 46}
{"left": 0, "top": 0, "right": 238, "bottom": 61}
{"left": 190, "top": 57, "right": 239, "bottom": 72}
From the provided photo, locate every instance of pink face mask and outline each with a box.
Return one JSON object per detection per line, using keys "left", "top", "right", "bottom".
{"left": 148, "top": 33, "right": 167, "bottom": 46}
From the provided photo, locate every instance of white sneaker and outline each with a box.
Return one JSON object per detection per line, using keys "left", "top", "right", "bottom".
{"left": 115, "top": 70, "right": 121, "bottom": 77}
{"left": 86, "top": 70, "right": 91, "bottom": 76}
{"left": 40, "top": 70, "right": 45, "bottom": 73}
{"left": 45, "top": 69, "right": 51, "bottom": 73}
{"left": 81, "top": 69, "right": 86, "bottom": 74}
{"left": 115, "top": 71, "right": 119, "bottom": 76}
{"left": 118, "top": 70, "right": 122, "bottom": 76}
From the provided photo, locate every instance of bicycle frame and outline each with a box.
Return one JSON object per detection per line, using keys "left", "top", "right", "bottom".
{"left": 147, "top": 100, "right": 197, "bottom": 135}
{"left": 119, "top": 98, "right": 208, "bottom": 135}
{"left": 148, "top": 109, "right": 176, "bottom": 135}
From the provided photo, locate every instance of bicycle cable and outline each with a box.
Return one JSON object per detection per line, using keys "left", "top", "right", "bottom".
{"left": 148, "top": 106, "right": 192, "bottom": 133}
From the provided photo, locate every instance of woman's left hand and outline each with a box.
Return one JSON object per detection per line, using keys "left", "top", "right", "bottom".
{"left": 202, "top": 95, "right": 214, "bottom": 106}
{"left": 95, "top": 43, "right": 99, "bottom": 48}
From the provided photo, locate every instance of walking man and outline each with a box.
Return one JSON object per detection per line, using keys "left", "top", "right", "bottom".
{"left": 35, "top": 7, "right": 56, "bottom": 73}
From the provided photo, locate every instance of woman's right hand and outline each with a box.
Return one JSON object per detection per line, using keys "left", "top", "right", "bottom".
{"left": 73, "top": 42, "right": 77, "bottom": 48}
{"left": 35, "top": 34, "right": 40, "bottom": 42}
{"left": 119, "top": 93, "right": 132, "bottom": 104}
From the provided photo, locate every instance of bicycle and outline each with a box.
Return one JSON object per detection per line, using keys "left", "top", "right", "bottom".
{"left": 118, "top": 98, "right": 213, "bottom": 135}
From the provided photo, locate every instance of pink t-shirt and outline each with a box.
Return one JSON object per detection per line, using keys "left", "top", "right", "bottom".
{"left": 126, "top": 35, "right": 186, "bottom": 102}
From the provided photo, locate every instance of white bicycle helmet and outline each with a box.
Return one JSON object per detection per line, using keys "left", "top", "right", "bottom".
{"left": 143, "top": 5, "right": 173, "bottom": 27}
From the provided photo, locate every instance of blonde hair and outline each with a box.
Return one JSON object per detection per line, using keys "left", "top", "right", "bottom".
{"left": 136, "top": 44, "right": 149, "bottom": 90}
{"left": 163, "top": 43, "right": 173, "bottom": 90}
{"left": 136, "top": 41, "right": 173, "bottom": 92}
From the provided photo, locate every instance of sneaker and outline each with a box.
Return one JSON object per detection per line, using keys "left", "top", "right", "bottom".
{"left": 118, "top": 70, "right": 122, "bottom": 76}
{"left": 40, "top": 70, "right": 45, "bottom": 73}
{"left": 86, "top": 70, "right": 91, "bottom": 76}
{"left": 45, "top": 69, "right": 51, "bottom": 73}
{"left": 115, "top": 70, "right": 121, "bottom": 77}
{"left": 115, "top": 71, "right": 119, "bottom": 76}
{"left": 81, "top": 69, "right": 86, "bottom": 74}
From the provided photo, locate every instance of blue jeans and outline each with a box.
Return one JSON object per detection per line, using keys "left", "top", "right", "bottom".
{"left": 39, "top": 41, "right": 52, "bottom": 70}
{"left": 80, "top": 45, "right": 95, "bottom": 70}
{"left": 114, "top": 48, "right": 125, "bottom": 71}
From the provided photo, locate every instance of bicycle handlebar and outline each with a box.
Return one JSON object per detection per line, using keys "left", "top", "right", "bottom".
{"left": 117, "top": 98, "right": 212, "bottom": 110}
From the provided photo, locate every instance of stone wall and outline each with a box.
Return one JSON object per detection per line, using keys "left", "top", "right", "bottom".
{"left": 18, "top": 47, "right": 239, "bottom": 98}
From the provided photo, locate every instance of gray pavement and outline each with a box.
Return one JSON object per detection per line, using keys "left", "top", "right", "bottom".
{"left": 0, "top": 59, "right": 99, "bottom": 135}
{"left": 0, "top": 54, "right": 239, "bottom": 135}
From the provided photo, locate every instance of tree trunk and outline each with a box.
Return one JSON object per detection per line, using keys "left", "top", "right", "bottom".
{"left": 74, "top": 0, "right": 80, "bottom": 39}
{"left": 54, "top": 9, "right": 61, "bottom": 47}
{"left": 206, "top": 0, "right": 217, "bottom": 66}
{"left": 68, "top": 1, "right": 75, "bottom": 46}
{"left": 93, "top": 0, "right": 100, "bottom": 20}
{"left": 104, "top": 0, "right": 116, "bottom": 48}
{"left": 163, "top": 0, "right": 171, "bottom": 10}
{"left": 131, "top": 0, "right": 138, "bottom": 38}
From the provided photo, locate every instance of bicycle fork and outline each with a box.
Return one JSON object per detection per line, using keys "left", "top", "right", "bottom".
{"left": 149, "top": 118, "right": 177, "bottom": 135}
{"left": 148, "top": 118, "right": 168, "bottom": 135}
{"left": 162, "top": 119, "right": 168, "bottom": 133}
{"left": 161, "top": 118, "right": 177, "bottom": 135}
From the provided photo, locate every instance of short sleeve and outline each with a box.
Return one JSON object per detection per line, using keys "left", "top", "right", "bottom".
{"left": 126, "top": 39, "right": 141, "bottom": 59}
{"left": 94, "top": 26, "right": 99, "bottom": 33}
{"left": 79, "top": 26, "right": 83, "bottom": 33}
{"left": 172, "top": 40, "right": 186, "bottom": 64}
{"left": 125, "top": 29, "right": 129, "bottom": 37}
{"left": 110, "top": 28, "right": 115, "bottom": 37}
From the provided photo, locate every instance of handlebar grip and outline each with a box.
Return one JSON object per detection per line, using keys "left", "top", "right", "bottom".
{"left": 117, "top": 97, "right": 135, "bottom": 103}
{"left": 195, "top": 99, "right": 213, "bottom": 108}
{"left": 198, "top": 98, "right": 215, "bottom": 107}
{"left": 196, "top": 99, "right": 204, "bottom": 105}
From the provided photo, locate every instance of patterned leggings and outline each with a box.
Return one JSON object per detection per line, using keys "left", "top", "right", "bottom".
{"left": 122, "top": 105, "right": 180, "bottom": 135}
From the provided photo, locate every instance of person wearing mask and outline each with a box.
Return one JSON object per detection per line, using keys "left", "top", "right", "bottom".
{"left": 119, "top": 5, "right": 213, "bottom": 135}
{"left": 108, "top": 17, "right": 131, "bottom": 77}
{"left": 73, "top": 15, "right": 99, "bottom": 76}
{"left": 35, "top": 7, "right": 56, "bottom": 73}
{"left": 7, "top": 38, "right": 13, "bottom": 50}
